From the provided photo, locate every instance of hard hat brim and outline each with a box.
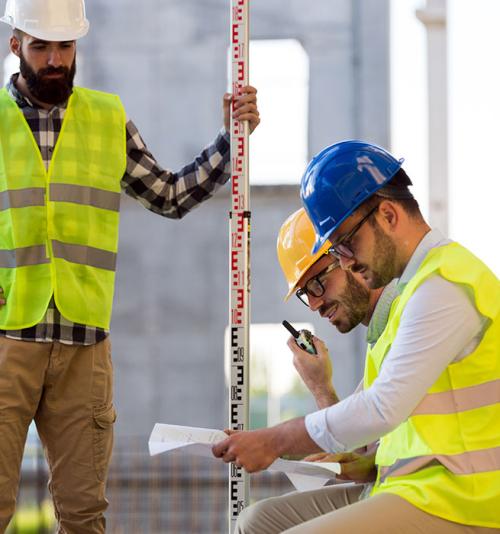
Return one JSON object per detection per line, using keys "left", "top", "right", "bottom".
{"left": 1, "top": 17, "right": 90, "bottom": 41}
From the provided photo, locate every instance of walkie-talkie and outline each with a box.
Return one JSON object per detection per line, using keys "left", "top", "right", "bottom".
{"left": 282, "top": 320, "right": 317, "bottom": 355}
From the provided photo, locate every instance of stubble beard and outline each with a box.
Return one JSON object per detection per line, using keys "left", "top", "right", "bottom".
{"left": 335, "top": 271, "right": 371, "bottom": 333}
{"left": 366, "top": 220, "right": 398, "bottom": 289}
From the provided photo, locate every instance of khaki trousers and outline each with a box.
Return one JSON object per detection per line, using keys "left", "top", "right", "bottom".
{"left": 236, "top": 483, "right": 500, "bottom": 534}
{"left": 0, "top": 337, "right": 116, "bottom": 534}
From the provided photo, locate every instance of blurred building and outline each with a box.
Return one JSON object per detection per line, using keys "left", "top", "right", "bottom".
{"left": 0, "top": 0, "right": 390, "bottom": 441}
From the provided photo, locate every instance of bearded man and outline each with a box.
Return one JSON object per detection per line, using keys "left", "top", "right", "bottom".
{"left": 0, "top": 0, "right": 260, "bottom": 532}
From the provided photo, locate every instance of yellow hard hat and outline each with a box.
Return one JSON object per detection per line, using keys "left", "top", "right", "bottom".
{"left": 277, "top": 208, "right": 332, "bottom": 301}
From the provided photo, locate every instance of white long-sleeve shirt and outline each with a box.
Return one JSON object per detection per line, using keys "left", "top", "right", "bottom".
{"left": 305, "top": 229, "right": 487, "bottom": 453}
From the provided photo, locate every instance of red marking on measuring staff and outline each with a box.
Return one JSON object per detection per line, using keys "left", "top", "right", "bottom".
{"left": 232, "top": 156, "right": 243, "bottom": 173}
{"left": 235, "top": 288, "right": 245, "bottom": 308}
{"left": 233, "top": 6, "right": 243, "bottom": 21}
{"left": 232, "top": 309, "right": 243, "bottom": 325}
{"left": 232, "top": 24, "right": 240, "bottom": 43}
{"left": 237, "top": 137, "right": 244, "bottom": 156}
{"left": 232, "top": 175, "right": 240, "bottom": 194}
{"left": 229, "top": 0, "right": 250, "bottom": 528}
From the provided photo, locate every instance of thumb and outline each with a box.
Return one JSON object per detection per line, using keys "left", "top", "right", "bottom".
{"left": 321, "top": 452, "right": 356, "bottom": 464}
{"left": 312, "top": 336, "right": 327, "bottom": 352}
{"left": 223, "top": 93, "right": 232, "bottom": 129}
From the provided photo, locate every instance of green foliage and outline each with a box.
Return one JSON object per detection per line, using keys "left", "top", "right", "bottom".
{"left": 7, "top": 501, "right": 55, "bottom": 534}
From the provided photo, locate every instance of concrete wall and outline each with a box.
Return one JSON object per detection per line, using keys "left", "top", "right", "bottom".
{"left": 0, "top": 0, "right": 390, "bottom": 438}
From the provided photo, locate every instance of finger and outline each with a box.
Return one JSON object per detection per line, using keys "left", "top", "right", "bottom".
{"left": 234, "top": 94, "right": 258, "bottom": 107}
{"left": 240, "top": 85, "right": 257, "bottom": 95}
{"left": 303, "top": 452, "right": 329, "bottom": 462}
{"left": 212, "top": 438, "right": 230, "bottom": 458}
{"left": 311, "top": 336, "right": 326, "bottom": 349}
{"left": 312, "top": 337, "right": 329, "bottom": 356}
{"left": 319, "top": 454, "right": 346, "bottom": 463}
{"left": 234, "top": 113, "right": 260, "bottom": 125}
{"left": 234, "top": 103, "right": 258, "bottom": 116}
{"left": 222, "top": 451, "right": 237, "bottom": 463}
{"left": 287, "top": 336, "right": 311, "bottom": 356}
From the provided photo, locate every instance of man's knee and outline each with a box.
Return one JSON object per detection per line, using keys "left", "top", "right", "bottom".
{"left": 236, "top": 497, "right": 285, "bottom": 534}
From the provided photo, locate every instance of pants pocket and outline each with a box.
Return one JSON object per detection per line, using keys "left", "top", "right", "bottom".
{"left": 93, "top": 404, "right": 116, "bottom": 482}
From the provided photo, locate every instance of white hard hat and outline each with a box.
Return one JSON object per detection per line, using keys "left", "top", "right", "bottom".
{"left": 0, "top": 0, "right": 89, "bottom": 41}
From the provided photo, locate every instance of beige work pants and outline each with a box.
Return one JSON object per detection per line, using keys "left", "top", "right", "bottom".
{"left": 0, "top": 337, "right": 116, "bottom": 534}
{"left": 236, "top": 483, "right": 500, "bottom": 534}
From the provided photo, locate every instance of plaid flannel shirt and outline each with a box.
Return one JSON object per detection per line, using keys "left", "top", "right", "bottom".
{"left": 0, "top": 75, "right": 231, "bottom": 345}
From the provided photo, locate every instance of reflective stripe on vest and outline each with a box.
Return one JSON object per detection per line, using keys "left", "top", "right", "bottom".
{"left": 0, "top": 188, "right": 45, "bottom": 211}
{"left": 379, "top": 446, "right": 500, "bottom": 483}
{"left": 376, "top": 377, "right": 500, "bottom": 483}
{"left": 412, "top": 378, "right": 500, "bottom": 415}
{"left": 0, "top": 239, "right": 117, "bottom": 270}
{"left": 0, "top": 245, "right": 49, "bottom": 268}
{"left": 52, "top": 240, "right": 117, "bottom": 271}
{"left": 365, "top": 242, "right": 500, "bottom": 527}
{"left": 0, "top": 87, "right": 126, "bottom": 330}
{"left": 0, "top": 184, "right": 121, "bottom": 213}
{"left": 50, "top": 184, "right": 121, "bottom": 212}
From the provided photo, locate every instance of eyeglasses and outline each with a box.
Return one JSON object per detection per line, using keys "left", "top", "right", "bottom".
{"left": 295, "top": 261, "right": 338, "bottom": 307}
{"left": 328, "top": 205, "right": 379, "bottom": 260}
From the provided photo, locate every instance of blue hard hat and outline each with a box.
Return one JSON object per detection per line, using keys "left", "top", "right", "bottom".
{"left": 300, "top": 140, "right": 404, "bottom": 254}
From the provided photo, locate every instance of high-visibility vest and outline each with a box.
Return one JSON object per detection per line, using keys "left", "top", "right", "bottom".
{"left": 363, "top": 242, "right": 500, "bottom": 527}
{"left": 0, "top": 87, "right": 127, "bottom": 330}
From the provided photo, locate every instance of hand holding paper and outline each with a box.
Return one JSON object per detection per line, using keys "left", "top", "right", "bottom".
{"left": 149, "top": 423, "right": 341, "bottom": 492}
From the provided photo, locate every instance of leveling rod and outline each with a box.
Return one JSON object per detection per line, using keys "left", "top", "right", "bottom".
{"left": 228, "top": 0, "right": 250, "bottom": 531}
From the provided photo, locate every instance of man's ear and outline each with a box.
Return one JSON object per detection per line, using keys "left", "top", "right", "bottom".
{"left": 377, "top": 199, "right": 399, "bottom": 231}
{"left": 9, "top": 35, "right": 21, "bottom": 58}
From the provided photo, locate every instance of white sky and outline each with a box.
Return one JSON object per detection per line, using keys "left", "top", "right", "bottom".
{"left": 391, "top": 0, "right": 500, "bottom": 276}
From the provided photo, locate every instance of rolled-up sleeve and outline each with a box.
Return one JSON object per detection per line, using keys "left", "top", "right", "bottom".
{"left": 305, "top": 275, "right": 485, "bottom": 452}
{"left": 121, "top": 120, "right": 231, "bottom": 219}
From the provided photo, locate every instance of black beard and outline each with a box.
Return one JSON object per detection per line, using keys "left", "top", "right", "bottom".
{"left": 19, "top": 51, "right": 76, "bottom": 106}
{"left": 369, "top": 220, "right": 398, "bottom": 288}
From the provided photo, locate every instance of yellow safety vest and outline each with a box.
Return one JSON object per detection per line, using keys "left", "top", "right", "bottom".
{"left": 0, "top": 87, "right": 126, "bottom": 330}
{"left": 363, "top": 242, "right": 500, "bottom": 527}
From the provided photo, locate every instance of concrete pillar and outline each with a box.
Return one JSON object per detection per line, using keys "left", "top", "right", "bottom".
{"left": 416, "top": 0, "right": 449, "bottom": 234}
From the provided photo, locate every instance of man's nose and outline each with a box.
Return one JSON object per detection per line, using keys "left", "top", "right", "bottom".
{"left": 48, "top": 49, "right": 63, "bottom": 68}
{"left": 339, "top": 255, "right": 356, "bottom": 271}
{"left": 308, "top": 294, "right": 324, "bottom": 312}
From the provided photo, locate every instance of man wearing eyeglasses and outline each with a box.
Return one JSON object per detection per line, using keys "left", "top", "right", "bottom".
{"left": 229, "top": 208, "right": 398, "bottom": 533}
{"left": 276, "top": 207, "right": 397, "bottom": 402}
{"left": 213, "top": 141, "right": 500, "bottom": 533}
